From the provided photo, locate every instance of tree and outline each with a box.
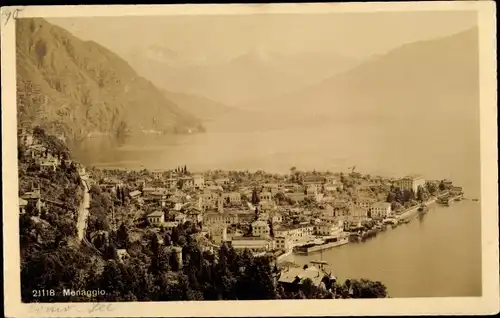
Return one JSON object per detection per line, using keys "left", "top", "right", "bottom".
{"left": 350, "top": 279, "right": 388, "bottom": 298}
{"left": 386, "top": 192, "right": 396, "bottom": 203}
{"left": 99, "top": 260, "right": 125, "bottom": 300}
{"left": 117, "top": 223, "right": 129, "bottom": 249}
{"left": 251, "top": 188, "right": 260, "bottom": 205}
{"left": 439, "top": 180, "right": 446, "bottom": 191}
{"left": 104, "top": 243, "right": 118, "bottom": 260}
{"left": 416, "top": 185, "right": 425, "bottom": 202}
{"left": 426, "top": 182, "right": 438, "bottom": 195}
{"left": 391, "top": 201, "right": 402, "bottom": 212}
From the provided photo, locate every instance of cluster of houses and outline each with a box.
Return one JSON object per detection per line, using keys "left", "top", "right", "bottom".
{"left": 18, "top": 128, "right": 87, "bottom": 217}
{"left": 90, "top": 168, "right": 428, "bottom": 257}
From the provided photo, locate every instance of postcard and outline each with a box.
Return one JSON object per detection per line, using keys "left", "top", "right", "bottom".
{"left": 1, "top": 2, "right": 498, "bottom": 317}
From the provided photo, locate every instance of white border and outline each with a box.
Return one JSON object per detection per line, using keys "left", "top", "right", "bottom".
{"left": 2, "top": 2, "right": 498, "bottom": 317}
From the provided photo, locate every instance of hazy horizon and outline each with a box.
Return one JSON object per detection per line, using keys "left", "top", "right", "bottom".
{"left": 47, "top": 11, "right": 477, "bottom": 105}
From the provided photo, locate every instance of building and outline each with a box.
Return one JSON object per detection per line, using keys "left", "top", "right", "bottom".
{"left": 214, "top": 178, "right": 230, "bottom": 186}
{"left": 323, "top": 181, "right": 340, "bottom": 192}
{"left": 236, "top": 211, "right": 256, "bottom": 224}
{"left": 278, "top": 265, "right": 332, "bottom": 293}
{"left": 306, "top": 186, "right": 318, "bottom": 198}
{"left": 163, "top": 221, "right": 179, "bottom": 232}
{"left": 116, "top": 249, "right": 130, "bottom": 263}
{"left": 450, "top": 186, "right": 463, "bottom": 195}
{"left": 229, "top": 237, "right": 274, "bottom": 253}
{"left": 166, "top": 178, "right": 178, "bottom": 189}
{"left": 274, "top": 236, "right": 292, "bottom": 251}
{"left": 76, "top": 164, "right": 86, "bottom": 176}
{"left": 152, "top": 171, "right": 164, "bottom": 180}
{"left": 286, "top": 192, "right": 306, "bottom": 203}
{"left": 209, "top": 225, "right": 228, "bottom": 244}
{"left": 144, "top": 190, "right": 168, "bottom": 207}
{"left": 192, "top": 174, "right": 205, "bottom": 188}
{"left": 319, "top": 205, "right": 349, "bottom": 224}
{"left": 281, "top": 183, "right": 301, "bottom": 192}
{"left": 147, "top": 211, "right": 165, "bottom": 226}
{"left": 136, "top": 178, "right": 147, "bottom": 188}
{"left": 19, "top": 198, "right": 28, "bottom": 214}
{"left": 271, "top": 212, "right": 283, "bottom": 224}
{"left": 397, "top": 175, "right": 426, "bottom": 193}
{"left": 21, "top": 189, "right": 43, "bottom": 215}
{"left": 370, "top": 202, "right": 392, "bottom": 219}
{"left": 302, "top": 175, "right": 326, "bottom": 186}
{"left": 314, "top": 222, "right": 344, "bottom": 236}
{"left": 260, "top": 191, "right": 273, "bottom": 202}
{"left": 39, "top": 158, "right": 59, "bottom": 172}
{"left": 348, "top": 208, "right": 368, "bottom": 224}
{"left": 222, "top": 192, "right": 242, "bottom": 205}
{"left": 178, "top": 176, "right": 194, "bottom": 190}
{"left": 263, "top": 183, "right": 279, "bottom": 195}
{"left": 101, "top": 178, "right": 124, "bottom": 192}
{"left": 252, "top": 220, "right": 271, "bottom": 237}
{"left": 259, "top": 200, "right": 277, "bottom": 212}
{"left": 19, "top": 129, "right": 34, "bottom": 147}
{"left": 355, "top": 196, "right": 377, "bottom": 210}
{"left": 306, "top": 186, "right": 324, "bottom": 202}
{"left": 174, "top": 213, "right": 187, "bottom": 224}
{"left": 128, "top": 190, "right": 142, "bottom": 199}
{"left": 186, "top": 209, "right": 203, "bottom": 224}
{"left": 204, "top": 211, "right": 239, "bottom": 227}
{"left": 275, "top": 224, "right": 315, "bottom": 244}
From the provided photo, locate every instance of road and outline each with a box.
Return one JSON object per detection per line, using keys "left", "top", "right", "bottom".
{"left": 76, "top": 173, "right": 90, "bottom": 242}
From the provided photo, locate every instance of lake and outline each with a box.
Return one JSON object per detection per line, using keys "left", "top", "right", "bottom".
{"left": 73, "top": 111, "right": 482, "bottom": 297}
{"left": 284, "top": 200, "right": 482, "bottom": 297}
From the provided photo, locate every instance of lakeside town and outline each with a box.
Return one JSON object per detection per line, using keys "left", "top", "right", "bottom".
{"left": 17, "top": 126, "right": 467, "bottom": 301}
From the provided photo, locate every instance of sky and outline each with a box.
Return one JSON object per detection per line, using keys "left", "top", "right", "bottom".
{"left": 47, "top": 10, "right": 478, "bottom": 65}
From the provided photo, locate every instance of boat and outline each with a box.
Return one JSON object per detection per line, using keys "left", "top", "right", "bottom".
{"left": 418, "top": 204, "right": 429, "bottom": 213}
{"left": 472, "top": 198, "right": 479, "bottom": 202}
{"left": 293, "top": 233, "right": 349, "bottom": 254}
{"left": 437, "top": 196, "right": 451, "bottom": 206}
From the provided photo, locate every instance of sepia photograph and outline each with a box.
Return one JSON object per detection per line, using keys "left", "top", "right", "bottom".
{"left": 2, "top": 2, "right": 498, "bottom": 317}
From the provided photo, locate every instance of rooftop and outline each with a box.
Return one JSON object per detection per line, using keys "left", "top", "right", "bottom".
{"left": 147, "top": 211, "right": 164, "bottom": 217}
{"left": 403, "top": 174, "right": 424, "bottom": 180}
{"left": 19, "top": 198, "right": 28, "bottom": 206}
{"left": 372, "top": 202, "right": 391, "bottom": 208}
{"left": 278, "top": 266, "right": 324, "bottom": 286}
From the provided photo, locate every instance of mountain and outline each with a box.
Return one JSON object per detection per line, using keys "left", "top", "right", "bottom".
{"left": 243, "top": 27, "right": 479, "bottom": 126}
{"left": 125, "top": 46, "right": 361, "bottom": 106}
{"left": 161, "top": 90, "right": 235, "bottom": 122}
{"left": 16, "top": 18, "right": 203, "bottom": 142}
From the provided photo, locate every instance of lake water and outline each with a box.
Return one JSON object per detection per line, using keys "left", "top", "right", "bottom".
{"left": 285, "top": 201, "right": 482, "bottom": 298}
{"left": 73, "top": 111, "right": 482, "bottom": 297}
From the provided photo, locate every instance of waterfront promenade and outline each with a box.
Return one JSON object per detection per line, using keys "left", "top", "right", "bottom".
{"left": 396, "top": 197, "right": 437, "bottom": 221}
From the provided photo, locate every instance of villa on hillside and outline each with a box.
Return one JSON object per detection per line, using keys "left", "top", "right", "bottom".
{"left": 278, "top": 265, "right": 333, "bottom": 293}
{"left": 147, "top": 211, "right": 165, "bottom": 226}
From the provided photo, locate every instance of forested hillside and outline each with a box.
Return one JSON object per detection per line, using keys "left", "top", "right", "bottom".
{"left": 16, "top": 18, "right": 203, "bottom": 142}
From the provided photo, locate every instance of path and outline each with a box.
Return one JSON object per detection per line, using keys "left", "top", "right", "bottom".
{"left": 76, "top": 173, "right": 90, "bottom": 242}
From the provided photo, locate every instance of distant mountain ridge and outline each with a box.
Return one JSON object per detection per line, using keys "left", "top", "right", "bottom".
{"left": 243, "top": 27, "right": 479, "bottom": 125}
{"left": 16, "top": 18, "right": 203, "bottom": 142}
{"left": 161, "top": 90, "right": 235, "bottom": 122}
{"left": 125, "top": 46, "right": 361, "bottom": 106}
